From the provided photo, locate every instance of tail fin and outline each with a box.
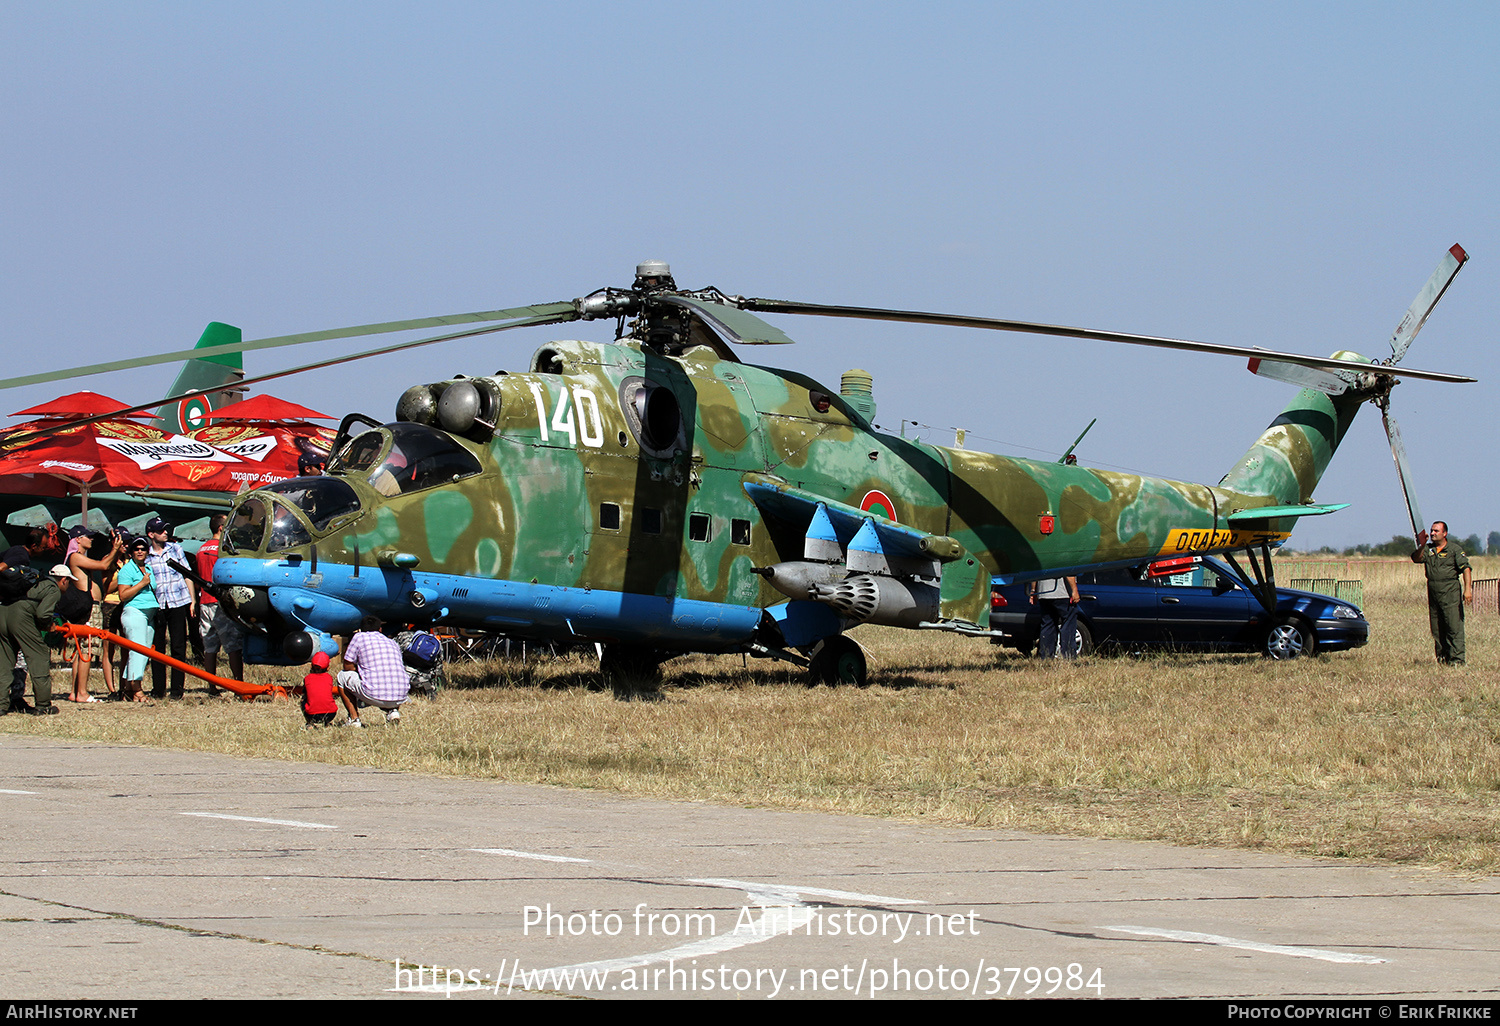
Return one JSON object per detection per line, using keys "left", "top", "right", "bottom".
{"left": 149, "top": 322, "right": 244, "bottom": 434}
{"left": 1218, "top": 352, "right": 1371, "bottom": 505}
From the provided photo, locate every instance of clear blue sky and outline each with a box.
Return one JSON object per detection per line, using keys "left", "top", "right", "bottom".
{"left": 3, "top": 1, "right": 1495, "bottom": 550}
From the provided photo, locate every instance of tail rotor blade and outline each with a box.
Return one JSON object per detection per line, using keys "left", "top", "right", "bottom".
{"left": 1246, "top": 356, "right": 1351, "bottom": 395}
{"left": 1388, "top": 244, "right": 1467, "bottom": 366}
{"left": 1382, "top": 406, "right": 1425, "bottom": 545}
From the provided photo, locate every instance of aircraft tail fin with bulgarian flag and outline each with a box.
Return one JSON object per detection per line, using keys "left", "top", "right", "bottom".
{"left": 148, "top": 322, "right": 245, "bottom": 434}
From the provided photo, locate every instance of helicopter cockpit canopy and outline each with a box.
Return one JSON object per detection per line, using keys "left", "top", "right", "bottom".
{"left": 223, "top": 477, "right": 364, "bottom": 555}
{"left": 223, "top": 424, "right": 484, "bottom": 557}
{"left": 327, "top": 421, "right": 483, "bottom": 497}
{"left": 224, "top": 494, "right": 308, "bottom": 555}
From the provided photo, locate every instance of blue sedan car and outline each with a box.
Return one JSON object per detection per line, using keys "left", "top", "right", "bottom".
{"left": 991, "top": 555, "right": 1368, "bottom": 659}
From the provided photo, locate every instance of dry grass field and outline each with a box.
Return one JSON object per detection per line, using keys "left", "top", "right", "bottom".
{"left": 5, "top": 556, "right": 1497, "bottom": 873}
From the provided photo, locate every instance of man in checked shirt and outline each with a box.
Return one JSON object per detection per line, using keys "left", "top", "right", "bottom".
{"left": 337, "top": 616, "right": 411, "bottom": 727}
{"left": 144, "top": 517, "right": 196, "bottom": 699}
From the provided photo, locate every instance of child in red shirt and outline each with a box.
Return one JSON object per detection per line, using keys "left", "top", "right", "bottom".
{"left": 298, "top": 651, "right": 339, "bottom": 727}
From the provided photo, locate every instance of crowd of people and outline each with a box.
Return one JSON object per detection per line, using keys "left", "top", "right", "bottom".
{"left": 0, "top": 516, "right": 442, "bottom": 724}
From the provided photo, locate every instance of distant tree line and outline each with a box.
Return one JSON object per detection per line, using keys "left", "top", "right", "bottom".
{"left": 1298, "top": 531, "right": 1500, "bottom": 557}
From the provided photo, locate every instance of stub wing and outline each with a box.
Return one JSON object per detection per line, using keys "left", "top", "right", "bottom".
{"left": 741, "top": 472, "right": 958, "bottom": 566}
{"left": 743, "top": 473, "right": 989, "bottom": 637}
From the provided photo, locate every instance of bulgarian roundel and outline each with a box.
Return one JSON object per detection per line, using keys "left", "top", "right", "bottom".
{"left": 176, "top": 396, "right": 212, "bottom": 433}
{"left": 859, "top": 489, "right": 897, "bottom": 522}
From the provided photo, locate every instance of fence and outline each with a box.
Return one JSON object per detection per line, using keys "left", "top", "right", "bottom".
{"left": 1287, "top": 578, "right": 1364, "bottom": 607}
{"left": 1472, "top": 578, "right": 1498, "bottom": 614}
{"left": 1278, "top": 560, "right": 1353, "bottom": 583}
{"left": 1283, "top": 574, "right": 1497, "bottom": 614}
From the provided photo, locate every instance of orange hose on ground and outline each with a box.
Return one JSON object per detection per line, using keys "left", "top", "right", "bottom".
{"left": 52, "top": 622, "right": 287, "bottom": 699}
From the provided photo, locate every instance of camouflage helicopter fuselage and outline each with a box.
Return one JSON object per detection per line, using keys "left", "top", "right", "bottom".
{"left": 213, "top": 333, "right": 1369, "bottom": 667}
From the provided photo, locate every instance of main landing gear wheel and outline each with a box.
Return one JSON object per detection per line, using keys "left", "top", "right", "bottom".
{"left": 808, "top": 635, "right": 868, "bottom": 686}
{"left": 1263, "top": 617, "right": 1314, "bottom": 660}
{"left": 600, "top": 644, "right": 664, "bottom": 698}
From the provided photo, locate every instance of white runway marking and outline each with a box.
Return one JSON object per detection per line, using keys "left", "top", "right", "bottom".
{"left": 391, "top": 885, "right": 815, "bottom": 994}
{"left": 1106, "top": 925, "right": 1388, "bottom": 964}
{"left": 689, "top": 877, "right": 924, "bottom": 906}
{"left": 536, "top": 888, "right": 811, "bottom": 978}
{"left": 180, "top": 812, "right": 337, "bottom": 830}
{"left": 472, "top": 847, "right": 592, "bottom": 863}
{"left": 529, "top": 878, "right": 926, "bottom": 982}
{"left": 0, "top": 789, "right": 38, "bottom": 794}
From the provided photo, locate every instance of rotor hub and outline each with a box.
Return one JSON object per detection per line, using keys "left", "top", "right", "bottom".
{"left": 634, "top": 260, "right": 675, "bottom": 292}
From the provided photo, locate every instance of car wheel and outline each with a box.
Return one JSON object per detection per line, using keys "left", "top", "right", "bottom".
{"left": 1031, "top": 623, "right": 1093, "bottom": 658}
{"left": 808, "top": 635, "right": 868, "bottom": 686}
{"left": 1264, "top": 617, "right": 1314, "bottom": 660}
{"left": 1074, "top": 621, "right": 1094, "bottom": 657}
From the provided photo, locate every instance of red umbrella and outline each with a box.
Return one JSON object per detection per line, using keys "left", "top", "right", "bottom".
{"left": 0, "top": 393, "right": 245, "bottom": 500}
{"left": 207, "top": 395, "right": 331, "bottom": 422}
{"left": 9, "top": 391, "right": 150, "bottom": 421}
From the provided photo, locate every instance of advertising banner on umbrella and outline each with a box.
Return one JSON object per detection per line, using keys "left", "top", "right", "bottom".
{"left": 0, "top": 419, "right": 237, "bottom": 492}
{"left": 0, "top": 390, "right": 337, "bottom": 500}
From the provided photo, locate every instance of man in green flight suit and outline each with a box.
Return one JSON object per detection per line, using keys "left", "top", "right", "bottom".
{"left": 1411, "top": 520, "right": 1473, "bottom": 666}
{"left": 0, "top": 564, "right": 62, "bottom": 714}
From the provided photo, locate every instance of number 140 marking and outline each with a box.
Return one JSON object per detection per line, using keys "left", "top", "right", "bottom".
{"left": 528, "top": 382, "right": 604, "bottom": 448}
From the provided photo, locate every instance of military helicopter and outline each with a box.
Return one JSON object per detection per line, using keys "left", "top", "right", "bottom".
{"left": 2, "top": 251, "right": 1473, "bottom": 683}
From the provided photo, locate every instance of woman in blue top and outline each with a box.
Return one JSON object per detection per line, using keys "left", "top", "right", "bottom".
{"left": 116, "top": 537, "right": 157, "bottom": 702}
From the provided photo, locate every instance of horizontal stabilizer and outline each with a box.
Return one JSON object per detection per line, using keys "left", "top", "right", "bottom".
{"left": 1225, "top": 503, "right": 1349, "bottom": 521}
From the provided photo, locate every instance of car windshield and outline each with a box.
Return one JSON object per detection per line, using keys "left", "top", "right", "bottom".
{"left": 328, "top": 423, "right": 482, "bottom": 497}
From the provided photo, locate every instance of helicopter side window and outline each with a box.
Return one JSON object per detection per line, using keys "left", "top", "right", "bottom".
{"left": 732, "top": 518, "right": 751, "bottom": 545}
{"left": 330, "top": 423, "right": 483, "bottom": 497}
{"left": 267, "top": 499, "right": 312, "bottom": 552}
{"left": 599, "top": 503, "right": 621, "bottom": 531}
{"left": 224, "top": 498, "right": 268, "bottom": 555}
{"left": 330, "top": 430, "right": 386, "bottom": 475}
{"left": 261, "top": 478, "right": 363, "bottom": 531}
{"left": 688, "top": 512, "right": 711, "bottom": 542}
{"left": 379, "top": 422, "right": 484, "bottom": 494}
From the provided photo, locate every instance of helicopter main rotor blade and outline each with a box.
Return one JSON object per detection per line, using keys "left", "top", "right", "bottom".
{"left": 737, "top": 298, "right": 1476, "bottom": 385}
{"left": 648, "top": 294, "right": 797, "bottom": 345}
{"left": 0, "top": 302, "right": 578, "bottom": 393}
{"left": 1381, "top": 405, "right": 1426, "bottom": 546}
{"left": 4, "top": 309, "right": 578, "bottom": 444}
{"left": 1388, "top": 244, "right": 1467, "bottom": 366}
